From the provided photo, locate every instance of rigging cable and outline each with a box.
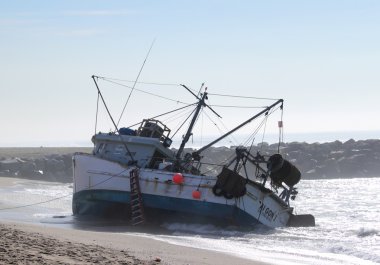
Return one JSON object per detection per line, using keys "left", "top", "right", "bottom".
{"left": 240, "top": 105, "right": 281, "bottom": 149}
{"left": 202, "top": 110, "right": 237, "bottom": 146}
{"left": 198, "top": 107, "right": 275, "bottom": 176}
{"left": 200, "top": 111, "right": 204, "bottom": 146}
{"left": 95, "top": 90, "right": 100, "bottom": 137}
{"left": 164, "top": 108, "right": 197, "bottom": 138}
{"left": 207, "top": 92, "right": 281, "bottom": 101}
{"left": 278, "top": 104, "right": 284, "bottom": 153}
{"left": 117, "top": 39, "right": 156, "bottom": 127}
{"left": 260, "top": 114, "right": 269, "bottom": 152}
{"left": 126, "top": 103, "right": 196, "bottom": 129}
{"left": 241, "top": 115, "right": 267, "bottom": 148}
{"left": 209, "top": 104, "right": 267, "bottom": 109}
{"left": 96, "top": 77, "right": 190, "bottom": 105}
{"left": 240, "top": 104, "right": 283, "bottom": 153}
{"left": 162, "top": 104, "right": 197, "bottom": 124}
{"left": 92, "top": 76, "right": 135, "bottom": 161}
{"left": 199, "top": 114, "right": 272, "bottom": 176}
{"left": 171, "top": 107, "right": 197, "bottom": 138}
{"left": 95, "top": 76, "right": 179, "bottom": 86}
{"left": 204, "top": 97, "right": 239, "bottom": 145}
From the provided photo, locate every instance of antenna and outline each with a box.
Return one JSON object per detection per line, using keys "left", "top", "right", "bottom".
{"left": 117, "top": 39, "right": 156, "bottom": 126}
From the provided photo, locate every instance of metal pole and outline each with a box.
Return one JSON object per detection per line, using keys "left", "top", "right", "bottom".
{"left": 176, "top": 92, "right": 208, "bottom": 159}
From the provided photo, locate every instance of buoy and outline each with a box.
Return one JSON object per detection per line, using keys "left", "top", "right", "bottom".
{"left": 192, "top": 190, "right": 201, "bottom": 199}
{"left": 172, "top": 173, "right": 184, "bottom": 184}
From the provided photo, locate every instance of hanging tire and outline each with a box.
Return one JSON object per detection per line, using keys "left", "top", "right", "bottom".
{"left": 268, "top": 154, "right": 284, "bottom": 172}
{"left": 212, "top": 185, "right": 224, "bottom": 196}
{"left": 223, "top": 192, "right": 234, "bottom": 199}
{"left": 238, "top": 186, "right": 247, "bottom": 197}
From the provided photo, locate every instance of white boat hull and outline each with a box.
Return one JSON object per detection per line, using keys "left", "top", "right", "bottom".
{"left": 72, "top": 153, "right": 293, "bottom": 228}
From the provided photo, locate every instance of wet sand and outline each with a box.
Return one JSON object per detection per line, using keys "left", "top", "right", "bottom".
{"left": 0, "top": 221, "right": 266, "bottom": 265}
{"left": 0, "top": 223, "right": 147, "bottom": 265}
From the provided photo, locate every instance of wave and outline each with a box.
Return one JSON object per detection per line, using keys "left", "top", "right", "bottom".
{"left": 161, "top": 222, "right": 244, "bottom": 237}
{"left": 357, "top": 228, "right": 378, "bottom": 237}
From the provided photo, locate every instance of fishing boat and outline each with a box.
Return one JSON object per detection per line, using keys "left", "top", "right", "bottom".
{"left": 72, "top": 75, "right": 315, "bottom": 228}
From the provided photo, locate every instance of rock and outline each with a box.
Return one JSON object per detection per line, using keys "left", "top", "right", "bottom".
{"left": 0, "top": 158, "right": 25, "bottom": 172}
{"left": 1, "top": 139, "right": 380, "bottom": 182}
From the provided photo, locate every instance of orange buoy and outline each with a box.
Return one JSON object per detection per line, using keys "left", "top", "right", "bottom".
{"left": 192, "top": 190, "right": 201, "bottom": 199}
{"left": 172, "top": 173, "right": 184, "bottom": 184}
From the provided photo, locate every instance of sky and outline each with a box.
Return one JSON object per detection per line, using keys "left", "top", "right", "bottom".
{"left": 1, "top": 0, "right": 379, "bottom": 147}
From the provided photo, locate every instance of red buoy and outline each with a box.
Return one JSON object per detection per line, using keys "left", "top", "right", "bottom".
{"left": 172, "top": 173, "right": 184, "bottom": 184}
{"left": 192, "top": 190, "right": 201, "bottom": 199}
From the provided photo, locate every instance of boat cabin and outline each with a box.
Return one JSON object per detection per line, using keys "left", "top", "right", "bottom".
{"left": 92, "top": 119, "right": 175, "bottom": 168}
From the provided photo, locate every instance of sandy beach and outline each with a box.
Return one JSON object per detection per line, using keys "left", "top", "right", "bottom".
{"left": 0, "top": 177, "right": 265, "bottom": 265}
{"left": 0, "top": 221, "right": 265, "bottom": 265}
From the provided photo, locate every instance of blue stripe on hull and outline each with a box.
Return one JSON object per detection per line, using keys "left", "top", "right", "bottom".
{"left": 72, "top": 189, "right": 258, "bottom": 225}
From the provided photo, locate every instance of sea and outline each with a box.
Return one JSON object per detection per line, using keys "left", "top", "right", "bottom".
{"left": 0, "top": 176, "right": 379, "bottom": 265}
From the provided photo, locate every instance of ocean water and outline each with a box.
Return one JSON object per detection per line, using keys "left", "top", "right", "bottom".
{"left": 0, "top": 177, "right": 378, "bottom": 265}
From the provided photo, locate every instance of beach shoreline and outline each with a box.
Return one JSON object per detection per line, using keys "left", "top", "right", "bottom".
{"left": 0, "top": 221, "right": 266, "bottom": 265}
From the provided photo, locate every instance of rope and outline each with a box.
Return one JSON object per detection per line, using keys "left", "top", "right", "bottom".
{"left": 0, "top": 167, "right": 131, "bottom": 211}
{"left": 0, "top": 193, "right": 73, "bottom": 211}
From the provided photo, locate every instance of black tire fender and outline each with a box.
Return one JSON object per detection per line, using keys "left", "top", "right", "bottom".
{"left": 212, "top": 185, "right": 224, "bottom": 196}
{"left": 223, "top": 192, "right": 234, "bottom": 199}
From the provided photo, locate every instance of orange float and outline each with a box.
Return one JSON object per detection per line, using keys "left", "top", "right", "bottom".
{"left": 172, "top": 173, "right": 184, "bottom": 184}
{"left": 192, "top": 190, "right": 201, "bottom": 199}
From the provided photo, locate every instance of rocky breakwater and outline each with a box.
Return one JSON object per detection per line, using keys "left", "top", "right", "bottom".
{"left": 0, "top": 154, "right": 73, "bottom": 183}
{"left": 195, "top": 139, "right": 380, "bottom": 179}
{"left": 0, "top": 147, "right": 92, "bottom": 183}
{"left": 282, "top": 139, "right": 380, "bottom": 179}
{"left": 0, "top": 139, "right": 379, "bottom": 182}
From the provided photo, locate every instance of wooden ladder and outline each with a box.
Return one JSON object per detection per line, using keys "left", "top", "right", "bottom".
{"left": 129, "top": 168, "right": 145, "bottom": 225}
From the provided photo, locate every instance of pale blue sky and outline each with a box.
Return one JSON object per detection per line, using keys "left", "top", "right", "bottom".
{"left": 1, "top": 1, "right": 379, "bottom": 146}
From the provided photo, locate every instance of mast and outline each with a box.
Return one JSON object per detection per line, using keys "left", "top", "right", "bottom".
{"left": 176, "top": 91, "right": 208, "bottom": 159}
{"left": 193, "top": 99, "right": 284, "bottom": 158}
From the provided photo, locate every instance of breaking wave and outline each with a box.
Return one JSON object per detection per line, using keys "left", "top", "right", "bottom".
{"left": 357, "top": 227, "right": 378, "bottom": 237}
